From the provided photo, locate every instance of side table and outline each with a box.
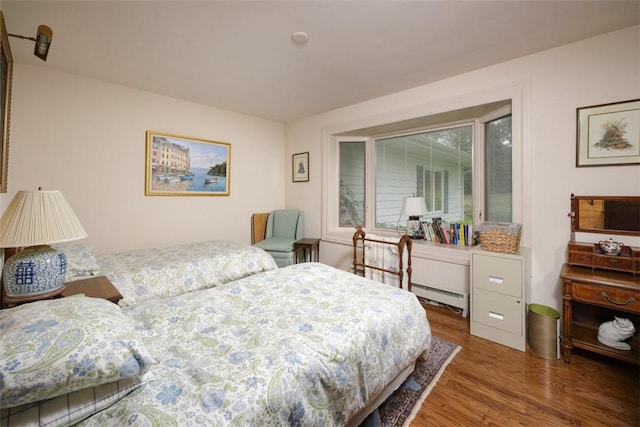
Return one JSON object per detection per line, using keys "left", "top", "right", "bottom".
{"left": 62, "top": 276, "right": 123, "bottom": 304}
{"left": 2, "top": 276, "right": 123, "bottom": 308}
{"left": 294, "top": 238, "right": 320, "bottom": 263}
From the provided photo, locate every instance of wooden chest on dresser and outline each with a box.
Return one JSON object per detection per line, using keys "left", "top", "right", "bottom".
{"left": 560, "top": 264, "right": 639, "bottom": 364}
{"left": 568, "top": 242, "right": 640, "bottom": 276}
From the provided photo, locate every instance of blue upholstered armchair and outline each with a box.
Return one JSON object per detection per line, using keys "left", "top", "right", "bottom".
{"left": 253, "top": 210, "right": 304, "bottom": 268}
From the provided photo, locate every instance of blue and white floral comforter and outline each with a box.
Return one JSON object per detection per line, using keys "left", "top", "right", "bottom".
{"left": 80, "top": 262, "right": 431, "bottom": 426}
{"left": 96, "top": 240, "right": 278, "bottom": 306}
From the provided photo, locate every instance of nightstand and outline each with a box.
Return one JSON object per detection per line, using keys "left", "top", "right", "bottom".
{"left": 62, "top": 276, "right": 123, "bottom": 304}
{"left": 2, "top": 276, "right": 122, "bottom": 309}
{"left": 294, "top": 238, "right": 320, "bottom": 263}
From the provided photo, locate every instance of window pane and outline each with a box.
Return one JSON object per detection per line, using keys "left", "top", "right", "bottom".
{"left": 339, "top": 141, "right": 365, "bottom": 226}
{"left": 485, "top": 115, "right": 512, "bottom": 222}
{"left": 375, "top": 125, "right": 472, "bottom": 229}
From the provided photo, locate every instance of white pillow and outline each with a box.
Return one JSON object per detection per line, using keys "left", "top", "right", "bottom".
{"left": 0, "top": 296, "right": 155, "bottom": 408}
{"left": 52, "top": 243, "right": 101, "bottom": 281}
{"left": 0, "top": 374, "right": 153, "bottom": 427}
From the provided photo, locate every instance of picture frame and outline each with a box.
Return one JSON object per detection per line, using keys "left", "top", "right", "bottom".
{"left": 292, "top": 152, "right": 309, "bottom": 182}
{"left": 576, "top": 99, "right": 640, "bottom": 167}
{"left": 0, "top": 11, "right": 14, "bottom": 193}
{"left": 145, "top": 131, "right": 231, "bottom": 196}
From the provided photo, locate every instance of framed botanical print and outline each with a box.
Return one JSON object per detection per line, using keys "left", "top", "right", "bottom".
{"left": 292, "top": 152, "right": 309, "bottom": 182}
{"left": 576, "top": 99, "right": 640, "bottom": 167}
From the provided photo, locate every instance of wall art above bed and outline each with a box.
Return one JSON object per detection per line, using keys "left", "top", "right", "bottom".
{"left": 145, "top": 131, "right": 231, "bottom": 196}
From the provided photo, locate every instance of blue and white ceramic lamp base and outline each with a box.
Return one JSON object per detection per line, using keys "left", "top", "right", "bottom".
{"left": 2, "top": 246, "right": 67, "bottom": 297}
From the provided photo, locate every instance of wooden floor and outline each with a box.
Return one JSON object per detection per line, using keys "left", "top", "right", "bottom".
{"left": 411, "top": 303, "right": 640, "bottom": 426}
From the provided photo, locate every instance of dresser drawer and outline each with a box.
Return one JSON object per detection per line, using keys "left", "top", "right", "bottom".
{"left": 593, "top": 255, "right": 634, "bottom": 271}
{"left": 472, "top": 288, "right": 523, "bottom": 335}
{"left": 572, "top": 283, "right": 640, "bottom": 313}
{"left": 568, "top": 243, "right": 594, "bottom": 253}
{"left": 472, "top": 253, "right": 522, "bottom": 297}
{"left": 568, "top": 251, "right": 594, "bottom": 266}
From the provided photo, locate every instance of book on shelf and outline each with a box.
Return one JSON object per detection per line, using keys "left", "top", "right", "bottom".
{"left": 419, "top": 218, "right": 476, "bottom": 247}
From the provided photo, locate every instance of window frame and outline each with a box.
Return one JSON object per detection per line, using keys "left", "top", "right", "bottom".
{"left": 321, "top": 84, "right": 528, "bottom": 253}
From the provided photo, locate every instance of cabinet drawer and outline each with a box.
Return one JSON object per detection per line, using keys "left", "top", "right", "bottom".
{"left": 568, "top": 243, "right": 593, "bottom": 253}
{"left": 472, "top": 288, "right": 523, "bottom": 335}
{"left": 472, "top": 254, "right": 522, "bottom": 297}
{"left": 593, "top": 255, "right": 634, "bottom": 271}
{"left": 572, "top": 283, "right": 640, "bottom": 313}
{"left": 568, "top": 252, "right": 594, "bottom": 266}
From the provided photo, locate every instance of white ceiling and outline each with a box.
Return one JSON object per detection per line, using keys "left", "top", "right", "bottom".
{"left": 3, "top": 1, "right": 639, "bottom": 123}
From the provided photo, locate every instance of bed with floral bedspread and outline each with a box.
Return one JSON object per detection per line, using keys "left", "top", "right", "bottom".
{"left": 1, "top": 243, "right": 431, "bottom": 427}
{"left": 75, "top": 240, "right": 280, "bottom": 307}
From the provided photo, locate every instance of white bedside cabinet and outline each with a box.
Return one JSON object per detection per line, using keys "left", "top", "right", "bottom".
{"left": 470, "top": 248, "right": 529, "bottom": 351}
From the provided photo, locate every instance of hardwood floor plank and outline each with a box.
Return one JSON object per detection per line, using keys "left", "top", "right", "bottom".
{"left": 411, "top": 304, "right": 640, "bottom": 426}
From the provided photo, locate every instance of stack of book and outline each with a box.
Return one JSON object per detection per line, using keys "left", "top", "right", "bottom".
{"left": 420, "top": 218, "right": 476, "bottom": 246}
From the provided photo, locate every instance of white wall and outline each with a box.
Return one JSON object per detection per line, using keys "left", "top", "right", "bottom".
{"left": 3, "top": 64, "right": 286, "bottom": 254}
{"left": 285, "top": 26, "right": 640, "bottom": 311}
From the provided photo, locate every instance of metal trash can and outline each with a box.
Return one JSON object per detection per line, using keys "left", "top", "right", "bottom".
{"left": 527, "top": 303, "right": 561, "bottom": 359}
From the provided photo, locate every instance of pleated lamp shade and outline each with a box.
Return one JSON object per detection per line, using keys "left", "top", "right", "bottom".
{"left": 401, "top": 196, "right": 429, "bottom": 219}
{"left": 0, "top": 190, "right": 87, "bottom": 247}
{"left": 0, "top": 190, "right": 87, "bottom": 299}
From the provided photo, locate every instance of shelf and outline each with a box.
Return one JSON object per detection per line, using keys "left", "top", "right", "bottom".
{"left": 571, "top": 321, "right": 639, "bottom": 364}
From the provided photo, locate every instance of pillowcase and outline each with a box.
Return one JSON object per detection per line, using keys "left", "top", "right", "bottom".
{"left": 51, "top": 243, "right": 101, "bottom": 281}
{"left": 0, "top": 296, "right": 155, "bottom": 408}
{"left": 0, "top": 374, "right": 153, "bottom": 427}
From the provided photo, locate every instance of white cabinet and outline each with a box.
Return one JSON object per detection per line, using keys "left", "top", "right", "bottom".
{"left": 470, "top": 248, "right": 528, "bottom": 351}
{"left": 410, "top": 243, "right": 471, "bottom": 317}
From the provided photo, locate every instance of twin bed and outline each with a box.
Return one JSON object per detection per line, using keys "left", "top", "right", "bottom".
{"left": 1, "top": 240, "right": 432, "bottom": 426}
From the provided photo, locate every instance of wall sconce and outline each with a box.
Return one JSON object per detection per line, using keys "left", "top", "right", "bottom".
{"left": 401, "top": 196, "right": 428, "bottom": 239}
{"left": 9, "top": 24, "right": 53, "bottom": 61}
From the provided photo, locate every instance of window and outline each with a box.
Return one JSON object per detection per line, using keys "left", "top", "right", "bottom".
{"left": 484, "top": 114, "right": 512, "bottom": 222}
{"left": 335, "top": 101, "right": 512, "bottom": 234}
{"left": 339, "top": 140, "right": 365, "bottom": 226}
{"left": 373, "top": 125, "right": 472, "bottom": 229}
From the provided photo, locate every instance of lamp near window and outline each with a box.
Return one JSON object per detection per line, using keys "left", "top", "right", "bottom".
{"left": 0, "top": 189, "right": 87, "bottom": 302}
{"left": 401, "top": 196, "right": 428, "bottom": 239}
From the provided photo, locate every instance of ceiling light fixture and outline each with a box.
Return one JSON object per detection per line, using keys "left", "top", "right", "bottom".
{"left": 9, "top": 24, "right": 53, "bottom": 61}
{"left": 291, "top": 31, "right": 308, "bottom": 45}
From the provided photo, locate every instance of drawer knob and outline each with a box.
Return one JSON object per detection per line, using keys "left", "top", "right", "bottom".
{"left": 600, "top": 291, "right": 636, "bottom": 306}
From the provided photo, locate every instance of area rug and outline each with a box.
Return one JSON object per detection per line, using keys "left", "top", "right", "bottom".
{"left": 361, "top": 336, "right": 461, "bottom": 427}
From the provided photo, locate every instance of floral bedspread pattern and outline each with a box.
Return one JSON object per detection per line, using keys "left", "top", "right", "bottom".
{"left": 80, "top": 262, "right": 432, "bottom": 426}
{"left": 96, "top": 240, "right": 278, "bottom": 306}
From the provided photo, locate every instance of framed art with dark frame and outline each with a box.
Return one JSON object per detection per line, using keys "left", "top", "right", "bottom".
{"left": 145, "top": 131, "right": 231, "bottom": 196}
{"left": 576, "top": 99, "right": 640, "bottom": 167}
{"left": 292, "top": 152, "right": 309, "bottom": 182}
{"left": 0, "top": 11, "right": 13, "bottom": 193}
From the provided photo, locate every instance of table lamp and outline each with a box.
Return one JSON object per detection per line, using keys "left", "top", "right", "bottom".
{"left": 0, "top": 189, "right": 87, "bottom": 300}
{"left": 401, "top": 196, "right": 428, "bottom": 239}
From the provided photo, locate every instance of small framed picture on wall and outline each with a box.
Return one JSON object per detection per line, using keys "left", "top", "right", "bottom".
{"left": 292, "top": 152, "right": 309, "bottom": 182}
{"left": 576, "top": 99, "right": 640, "bottom": 167}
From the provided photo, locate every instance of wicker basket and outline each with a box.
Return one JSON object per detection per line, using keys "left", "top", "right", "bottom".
{"left": 478, "top": 222, "right": 522, "bottom": 254}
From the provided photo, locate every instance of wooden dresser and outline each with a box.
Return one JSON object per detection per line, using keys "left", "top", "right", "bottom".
{"left": 560, "top": 264, "right": 639, "bottom": 364}
{"left": 562, "top": 194, "right": 640, "bottom": 364}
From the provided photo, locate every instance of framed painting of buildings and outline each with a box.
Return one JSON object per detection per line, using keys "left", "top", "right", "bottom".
{"left": 145, "top": 131, "right": 231, "bottom": 196}
{"left": 576, "top": 99, "right": 640, "bottom": 167}
{"left": 0, "top": 12, "right": 13, "bottom": 193}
